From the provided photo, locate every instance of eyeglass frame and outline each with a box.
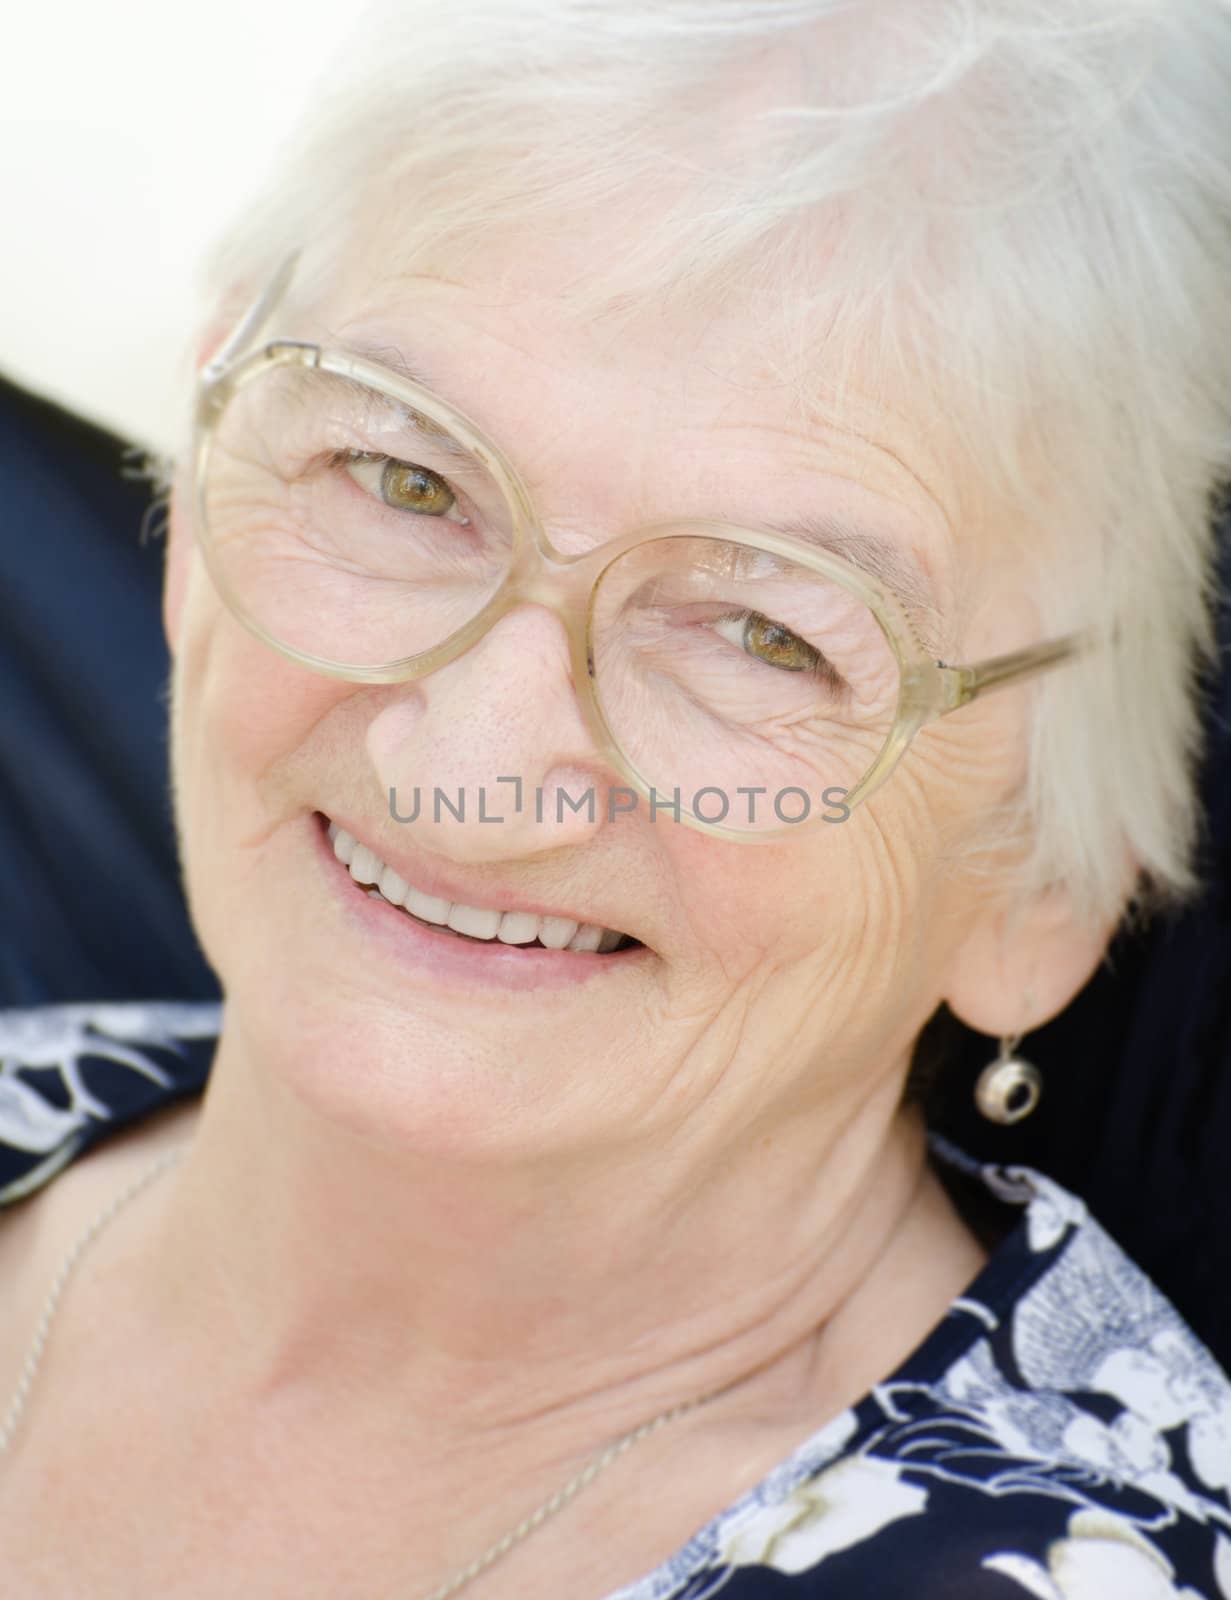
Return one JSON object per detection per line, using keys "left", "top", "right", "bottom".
{"left": 192, "top": 252, "right": 1094, "bottom": 844}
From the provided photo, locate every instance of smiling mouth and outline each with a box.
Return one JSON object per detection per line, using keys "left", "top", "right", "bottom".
{"left": 319, "top": 813, "right": 643, "bottom": 954}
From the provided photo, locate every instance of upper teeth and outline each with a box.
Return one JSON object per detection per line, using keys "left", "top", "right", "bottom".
{"left": 328, "top": 821, "right": 627, "bottom": 953}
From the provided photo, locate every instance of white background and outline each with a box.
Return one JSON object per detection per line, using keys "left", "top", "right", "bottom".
{"left": 0, "top": 3, "right": 353, "bottom": 450}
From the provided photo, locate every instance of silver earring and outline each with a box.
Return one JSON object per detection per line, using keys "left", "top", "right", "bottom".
{"left": 975, "top": 1033, "right": 1043, "bottom": 1125}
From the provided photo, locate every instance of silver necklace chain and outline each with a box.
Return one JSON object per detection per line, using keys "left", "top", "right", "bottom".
{"left": 0, "top": 1141, "right": 729, "bottom": 1599}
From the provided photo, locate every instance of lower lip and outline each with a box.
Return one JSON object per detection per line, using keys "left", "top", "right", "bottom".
{"left": 310, "top": 813, "right": 651, "bottom": 992}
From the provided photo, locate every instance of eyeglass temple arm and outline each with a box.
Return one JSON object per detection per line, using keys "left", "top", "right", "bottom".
{"left": 933, "top": 628, "right": 1097, "bottom": 715}
{"left": 201, "top": 251, "right": 302, "bottom": 387}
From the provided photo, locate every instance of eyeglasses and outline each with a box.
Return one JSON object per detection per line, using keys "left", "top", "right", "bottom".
{"left": 192, "top": 255, "right": 1092, "bottom": 842}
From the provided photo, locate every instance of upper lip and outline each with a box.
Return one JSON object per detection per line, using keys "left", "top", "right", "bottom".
{"left": 319, "top": 811, "right": 641, "bottom": 940}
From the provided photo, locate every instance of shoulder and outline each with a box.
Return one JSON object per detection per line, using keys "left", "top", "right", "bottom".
{"left": 0, "top": 999, "right": 219, "bottom": 1208}
{"left": 880, "top": 1162, "right": 1231, "bottom": 1568}
{"left": 616, "top": 1163, "right": 1231, "bottom": 1599}
{"left": 0, "top": 1002, "right": 213, "bottom": 1406}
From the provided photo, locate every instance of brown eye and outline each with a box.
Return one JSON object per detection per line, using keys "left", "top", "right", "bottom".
{"left": 380, "top": 460, "right": 456, "bottom": 517}
{"left": 342, "top": 452, "right": 471, "bottom": 526}
{"left": 741, "top": 614, "right": 819, "bottom": 673}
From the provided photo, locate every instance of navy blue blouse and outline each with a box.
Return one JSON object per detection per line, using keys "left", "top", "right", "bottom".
{"left": 3, "top": 999, "right": 1230, "bottom": 1597}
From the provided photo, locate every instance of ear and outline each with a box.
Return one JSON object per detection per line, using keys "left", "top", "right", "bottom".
{"left": 939, "top": 850, "right": 1138, "bottom": 1038}
{"left": 161, "top": 322, "right": 230, "bottom": 660}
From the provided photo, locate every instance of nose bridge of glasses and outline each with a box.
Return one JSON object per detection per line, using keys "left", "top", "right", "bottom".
{"left": 503, "top": 539, "right": 601, "bottom": 651}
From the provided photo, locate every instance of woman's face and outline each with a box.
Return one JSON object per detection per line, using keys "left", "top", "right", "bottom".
{"left": 163, "top": 215, "right": 1074, "bottom": 1162}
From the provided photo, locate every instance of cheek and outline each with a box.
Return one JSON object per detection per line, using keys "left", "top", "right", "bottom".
{"left": 168, "top": 535, "right": 355, "bottom": 877}
{"left": 888, "top": 695, "right": 1033, "bottom": 934}
{"left": 657, "top": 804, "right": 953, "bottom": 1104}
{"left": 163, "top": 488, "right": 193, "bottom": 653}
{"left": 662, "top": 818, "right": 918, "bottom": 985}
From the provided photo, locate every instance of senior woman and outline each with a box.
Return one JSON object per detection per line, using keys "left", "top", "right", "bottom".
{"left": 3, "top": 1, "right": 1231, "bottom": 1595}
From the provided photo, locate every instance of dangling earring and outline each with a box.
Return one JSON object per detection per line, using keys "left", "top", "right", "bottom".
{"left": 975, "top": 1033, "right": 1043, "bottom": 1124}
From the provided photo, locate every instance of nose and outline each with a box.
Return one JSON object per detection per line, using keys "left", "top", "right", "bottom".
{"left": 364, "top": 603, "right": 616, "bottom": 862}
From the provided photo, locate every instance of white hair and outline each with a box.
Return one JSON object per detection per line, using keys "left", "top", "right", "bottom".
{"left": 198, "top": 0, "right": 1231, "bottom": 929}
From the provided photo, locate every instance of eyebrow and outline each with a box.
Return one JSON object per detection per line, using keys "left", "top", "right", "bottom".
{"left": 333, "top": 336, "right": 438, "bottom": 390}
{"left": 333, "top": 334, "right": 946, "bottom": 653}
{"left": 330, "top": 354, "right": 478, "bottom": 463}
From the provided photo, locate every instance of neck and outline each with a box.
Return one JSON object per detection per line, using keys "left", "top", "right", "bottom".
{"left": 136, "top": 1025, "right": 975, "bottom": 1463}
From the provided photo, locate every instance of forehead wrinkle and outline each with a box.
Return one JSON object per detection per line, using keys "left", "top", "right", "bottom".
{"left": 836, "top": 424, "right": 960, "bottom": 576}
{"left": 691, "top": 410, "right": 955, "bottom": 527}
